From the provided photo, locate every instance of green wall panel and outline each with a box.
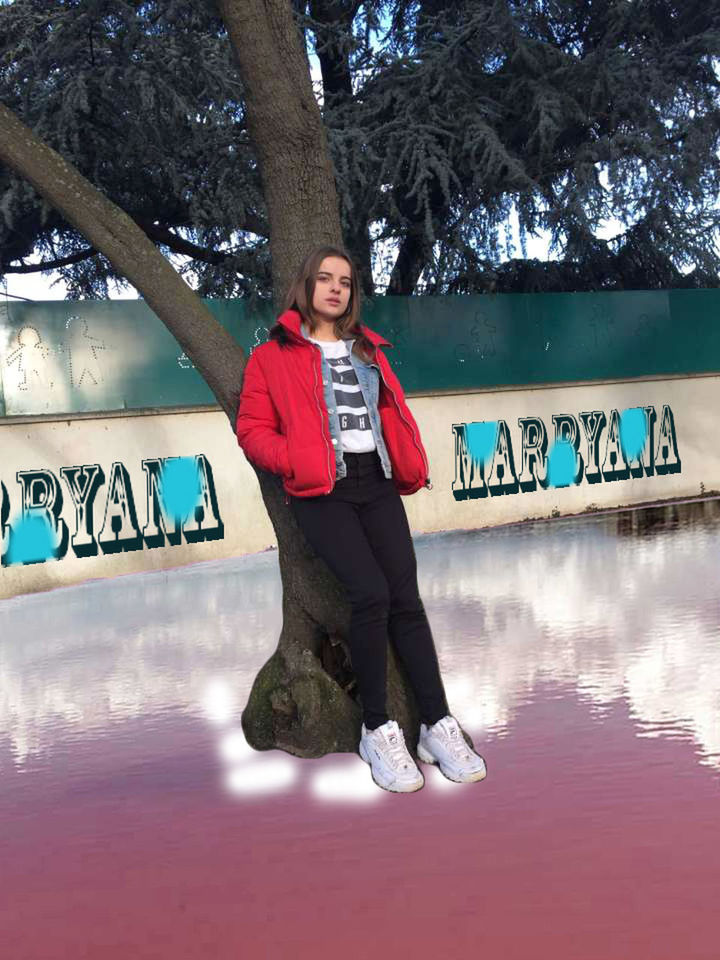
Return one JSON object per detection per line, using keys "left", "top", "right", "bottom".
{"left": 1, "top": 290, "right": 719, "bottom": 418}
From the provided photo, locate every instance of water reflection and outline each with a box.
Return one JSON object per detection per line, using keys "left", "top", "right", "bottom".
{"left": 1, "top": 498, "right": 719, "bottom": 791}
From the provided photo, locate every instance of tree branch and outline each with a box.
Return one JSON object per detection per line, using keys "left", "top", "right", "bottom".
{"left": 1, "top": 213, "right": 270, "bottom": 275}
{"left": 2, "top": 247, "right": 97, "bottom": 272}
{"left": 0, "top": 97, "right": 246, "bottom": 425}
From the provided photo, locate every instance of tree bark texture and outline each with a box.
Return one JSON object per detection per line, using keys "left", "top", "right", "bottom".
{"left": 218, "top": 0, "right": 345, "bottom": 307}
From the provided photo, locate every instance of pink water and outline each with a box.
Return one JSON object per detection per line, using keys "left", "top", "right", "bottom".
{"left": 1, "top": 499, "right": 719, "bottom": 958}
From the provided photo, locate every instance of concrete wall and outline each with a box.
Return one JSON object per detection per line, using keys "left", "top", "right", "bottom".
{"left": 1, "top": 372, "right": 717, "bottom": 600}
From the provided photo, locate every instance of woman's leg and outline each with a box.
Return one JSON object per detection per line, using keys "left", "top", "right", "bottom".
{"left": 288, "top": 492, "right": 392, "bottom": 730}
{"left": 357, "top": 486, "right": 450, "bottom": 727}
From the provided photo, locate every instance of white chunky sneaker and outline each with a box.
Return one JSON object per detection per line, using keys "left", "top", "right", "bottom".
{"left": 417, "top": 715, "right": 487, "bottom": 783}
{"left": 359, "top": 719, "right": 424, "bottom": 793}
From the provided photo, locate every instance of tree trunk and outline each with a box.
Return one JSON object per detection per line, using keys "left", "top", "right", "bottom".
{"left": 0, "top": 0, "right": 476, "bottom": 760}
{"left": 218, "top": 0, "right": 345, "bottom": 308}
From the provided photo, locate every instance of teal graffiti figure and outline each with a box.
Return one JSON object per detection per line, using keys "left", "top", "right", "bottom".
{"left": 546, "top": 437, "right": 576, "bottom": 488}
{"left": 619, "top": 407, "right": 648, "bottom": 462}
{"left": 466, "top": 421, "right": 497, "bottom": 466}
{"left": 159, "top": 456, "right": 203, "bottom": 524}
{"left": 5, "top": 509, "right": 56, "bottom": 565}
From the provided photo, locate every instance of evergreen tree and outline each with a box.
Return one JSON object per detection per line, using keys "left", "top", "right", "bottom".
{"left": 0, "top": 0, "right": 271, "bottom": 300}
{"left": 335, "top": 0, "right": 720, "bottom": 291}
{"left": 2, "top": 0, "right": 720, "bottom": 297}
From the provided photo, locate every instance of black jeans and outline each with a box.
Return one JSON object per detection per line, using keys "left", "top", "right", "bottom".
{"left": 288, "top": 450, "right": 450, "bottom": 731}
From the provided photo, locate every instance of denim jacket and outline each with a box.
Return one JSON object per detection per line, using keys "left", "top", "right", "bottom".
{"left": 300, "top": 321, "right": 393, "bottom": 481}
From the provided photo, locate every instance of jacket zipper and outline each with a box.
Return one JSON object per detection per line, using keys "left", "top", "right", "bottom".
{"left": 372, "top": 359, "right": 433, "bottom": 489}
{"left": 311, "top": 343, "right": 335, "bottom": 495}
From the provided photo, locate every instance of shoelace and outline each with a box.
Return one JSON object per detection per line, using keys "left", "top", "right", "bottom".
{"left": 376, "top": 724, "right": 413, "bottom": 770}
{"left": 439, "top": 720, "right": 474, "bottom": 762}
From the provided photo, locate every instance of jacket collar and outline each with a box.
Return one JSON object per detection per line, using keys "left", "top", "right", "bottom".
{"left": 277, "top": 308, "right": 393, "bottom": 349}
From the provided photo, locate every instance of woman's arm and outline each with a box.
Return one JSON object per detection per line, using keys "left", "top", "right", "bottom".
{"left": 235, "top": 350, "right": 292, "bottom": 478}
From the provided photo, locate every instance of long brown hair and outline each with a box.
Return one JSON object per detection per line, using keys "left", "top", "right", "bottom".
{"left": 268, "top": 245, "right": 376, "bottom": 364}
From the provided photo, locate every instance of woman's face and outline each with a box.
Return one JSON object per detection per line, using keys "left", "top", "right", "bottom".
{"left": 312, "top": 256, "right": 352, "bottom": 322}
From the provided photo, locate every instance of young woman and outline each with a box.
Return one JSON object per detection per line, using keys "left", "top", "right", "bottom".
{"left": 236, "top": 244, "right": 486, "bottom": 793}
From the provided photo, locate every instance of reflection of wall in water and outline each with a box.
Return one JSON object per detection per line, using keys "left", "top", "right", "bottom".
{"left": 614, "top": 497, "right": 720, "bottom": 539}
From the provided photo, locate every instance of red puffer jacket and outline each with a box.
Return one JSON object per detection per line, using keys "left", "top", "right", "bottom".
{"left": 235, "top": 308, "right": 431, "bottom": 501}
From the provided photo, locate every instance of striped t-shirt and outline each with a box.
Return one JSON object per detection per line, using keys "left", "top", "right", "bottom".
{"left": 308, "top": 335, "right": 376, "bottom": 453}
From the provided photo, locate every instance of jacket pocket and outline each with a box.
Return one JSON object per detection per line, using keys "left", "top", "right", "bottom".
{"left": 287, "top": 440, "right": 328, "bottom": 492}
{"left": 379, "top": 406, "right": 423, "bottom": 487}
